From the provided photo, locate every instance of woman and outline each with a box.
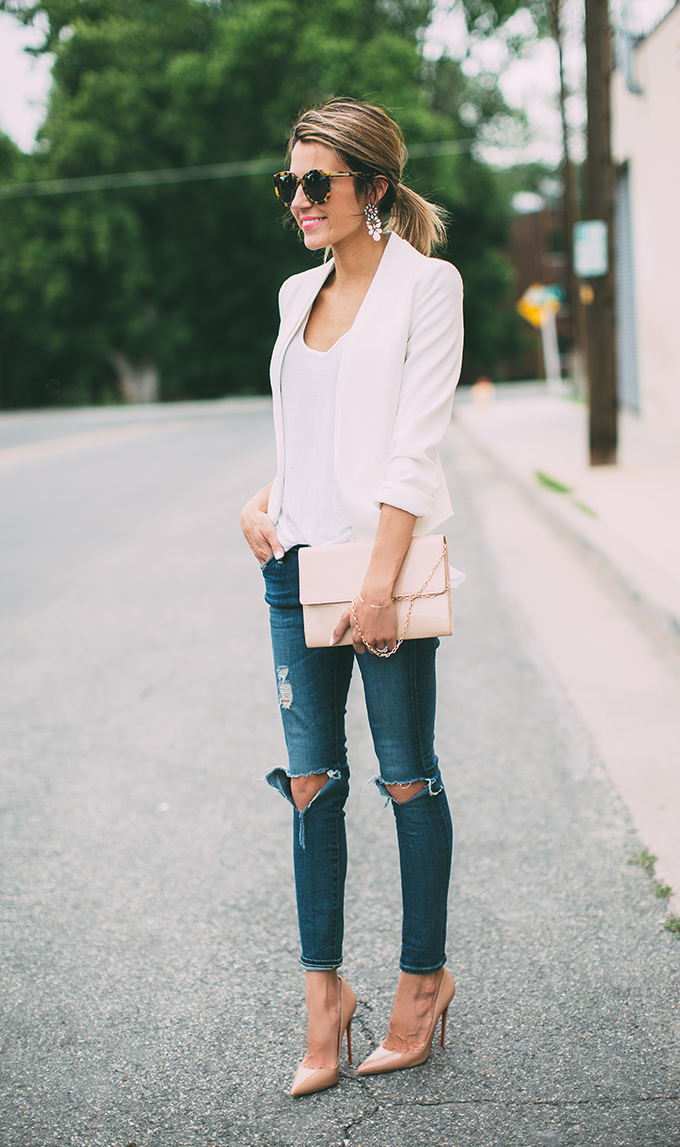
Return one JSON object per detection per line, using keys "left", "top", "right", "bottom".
{"left": 240, "top": 98, "right": 463, "bottom": 1097}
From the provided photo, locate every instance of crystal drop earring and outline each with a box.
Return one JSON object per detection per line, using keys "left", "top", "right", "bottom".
{"left": 364, "top": 203, "right": 383, "bottom": 242}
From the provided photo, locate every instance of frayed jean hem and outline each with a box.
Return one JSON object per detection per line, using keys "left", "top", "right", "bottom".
{"left": 367, "top": 773, "right": 446, "bottom": 808}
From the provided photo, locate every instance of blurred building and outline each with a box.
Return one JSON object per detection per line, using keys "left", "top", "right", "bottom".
{"left": 611, "top": 1, "right": 680, "bottom": 427}
{"left": 508, "top": 191, "right": 569, "bottom": 382}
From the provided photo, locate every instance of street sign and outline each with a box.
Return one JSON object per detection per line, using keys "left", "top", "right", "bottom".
{"left": 573, "top": 220, "right": 609, "bottom": 277}
{"left": 516, "top": 283, "right": 562, "bottom": 388}
{"left": 543, "top": 284, "right": 564, "bottom": 305}
{"left": 517, "top": 283, "right": 562, "bottom": 329}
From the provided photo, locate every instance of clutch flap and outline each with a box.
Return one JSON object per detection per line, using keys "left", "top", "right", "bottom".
{"left": 298, "top": 535, "right": 447, "bottom": 606}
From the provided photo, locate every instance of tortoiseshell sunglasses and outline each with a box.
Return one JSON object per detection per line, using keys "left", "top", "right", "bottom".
{"left": 273, "top": 168, "right": 366, "bottom": 206}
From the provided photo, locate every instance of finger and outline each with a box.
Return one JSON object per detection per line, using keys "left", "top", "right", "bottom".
{"left": 330, "top": 609, "right": 351, "bottom": 647}
{"left": 260, "top": 518, "right": 284, "bottom": 561}
{"left": 240, "top": 515, "right": 270, "bottom": 564}
{"left": 247, "top": 536, "right": 269, "bottom": 564}
{"left": 251, "top": 532, "right": 275, "bottom": 564}
{"left": 370, "top": 629, "right": 395, "bottom": 653}
{"left": 350, "top": 618, "right": 366, "bottom": 655}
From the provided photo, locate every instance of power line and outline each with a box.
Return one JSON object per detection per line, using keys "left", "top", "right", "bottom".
{"left": 0, "top": 140, "right": 473, "bottom": 199}
{"left": 0, "top": 156, "right": 279, "bottom": 199}
{"left": 409, "top": 140, "right": 473, "bottom": 159}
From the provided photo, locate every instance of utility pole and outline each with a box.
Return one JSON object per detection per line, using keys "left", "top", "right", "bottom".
{"left": 584, "top": 0, "right": 617, "bottom": 464}
{"left": 550, "top": 0, "right": 587, "bottom": 393}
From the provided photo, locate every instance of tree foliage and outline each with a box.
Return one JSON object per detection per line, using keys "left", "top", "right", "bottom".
{"left": 0, "top": 0, "right": 527, "bottom": 406}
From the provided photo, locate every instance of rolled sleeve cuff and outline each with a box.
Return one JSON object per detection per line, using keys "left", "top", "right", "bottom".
{"left": 375, "top": 480, "right": 434, "bottom": 521}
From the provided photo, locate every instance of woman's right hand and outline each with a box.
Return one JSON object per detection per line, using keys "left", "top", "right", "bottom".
{"left": 240, "top": 484, "right": 284, "bottom": 565}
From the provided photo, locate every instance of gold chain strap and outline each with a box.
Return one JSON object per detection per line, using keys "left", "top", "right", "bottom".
{"left": 351, "top": 545, "right": 449, "bottom": 658}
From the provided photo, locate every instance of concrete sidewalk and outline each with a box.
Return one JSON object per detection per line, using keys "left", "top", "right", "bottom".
{"left": 456, "top": 386, "right": 680, "bottom": 655}
{"left": 454, "top": 385, "right": 680, "bottom": 907}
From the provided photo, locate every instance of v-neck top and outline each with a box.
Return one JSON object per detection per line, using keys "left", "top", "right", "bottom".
{"left": 274, "top": 323, "right": 356, "bottom": 552}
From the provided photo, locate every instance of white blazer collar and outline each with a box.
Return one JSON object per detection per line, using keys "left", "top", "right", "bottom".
{"left": 279, "top": 232, "right": 413, "bottom": 351}
{"left": 280, "top": 259, "right": 334, "bottom": 345}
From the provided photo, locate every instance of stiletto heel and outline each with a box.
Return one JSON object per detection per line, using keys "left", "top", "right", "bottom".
{"left": 290, "top": 978, "right": 357, "bottom": 1097}
{"left": 357, "top": 967, "right": 455, "bottom": 1076}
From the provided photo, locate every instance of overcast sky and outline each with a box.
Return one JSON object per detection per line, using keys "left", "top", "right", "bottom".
{"left": 0, "top": 12, "right": 52, "bottom": 151}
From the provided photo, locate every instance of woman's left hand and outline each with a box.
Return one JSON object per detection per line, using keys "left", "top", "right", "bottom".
{"left": 331, "top": 596, "right": 398, "bottom": 655}
{"left": 330, "top": 503, "right": 415, "bottom": 655}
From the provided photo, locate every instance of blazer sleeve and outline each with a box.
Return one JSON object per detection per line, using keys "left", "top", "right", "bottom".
{"left": 376, "top": 259, "right": 464, "bottom": 519}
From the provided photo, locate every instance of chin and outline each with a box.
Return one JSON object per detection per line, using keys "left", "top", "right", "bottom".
{"left": 296, "top": 218, "right": 331, "bottom": 248}
{"left": 303, "top": 234, "right": 327, "bottom": 250}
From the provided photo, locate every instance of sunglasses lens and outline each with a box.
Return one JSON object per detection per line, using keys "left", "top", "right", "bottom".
{"left": 302, "top": 170, "right": 331, "bottom": 203}
{"left": 274, "top": 173, "right": 298, "bottom": 205}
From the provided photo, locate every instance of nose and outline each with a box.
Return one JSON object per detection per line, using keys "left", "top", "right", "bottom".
{"left": 291, "top": 182, "right": 312, "bottom": 209}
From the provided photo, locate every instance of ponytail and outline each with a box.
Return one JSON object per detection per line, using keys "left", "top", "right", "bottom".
{"left": 388, "top": 184, "right": 448, "bottom": 258}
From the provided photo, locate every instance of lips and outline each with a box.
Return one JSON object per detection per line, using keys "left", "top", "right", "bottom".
{"left": 300, "top": 216, "right": 324, "bottom": 230}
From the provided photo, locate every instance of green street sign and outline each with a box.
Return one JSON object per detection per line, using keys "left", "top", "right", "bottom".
{"left": 573, "top": 220, "right": 609, "bottom": 278}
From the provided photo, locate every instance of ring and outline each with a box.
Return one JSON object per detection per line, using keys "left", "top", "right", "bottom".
{"left": 377, "top": 645, "right": 389, "bottom": 653}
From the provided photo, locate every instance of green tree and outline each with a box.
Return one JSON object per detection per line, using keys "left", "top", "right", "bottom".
{"left": 0, "top": 0, "right": 529, "bottom": 406}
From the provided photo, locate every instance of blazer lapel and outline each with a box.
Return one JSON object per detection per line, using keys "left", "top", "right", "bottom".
{"left": 268, "top": 258, "right": 336, "bottom": 523}
{"left": 335, "top": 234, "right": 415, "bottom": 469}
{"left": 270, "top": 258, "right": 335, "bottom": 385}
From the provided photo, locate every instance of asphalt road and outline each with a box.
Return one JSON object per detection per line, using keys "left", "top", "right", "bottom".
{"left": 1, "top": 400, "right": 679, "bottom": 1147}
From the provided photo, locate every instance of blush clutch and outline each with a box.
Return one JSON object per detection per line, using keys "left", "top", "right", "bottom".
{"left": 297, "top": 534, "right": 455, "bottom": 650}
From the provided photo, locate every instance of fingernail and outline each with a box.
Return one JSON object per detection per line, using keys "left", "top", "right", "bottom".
{"left": 274, "top": 550, "right": 284, "bottom": 560}
{"left": 328, "top": 637, "right": 335, "bottom": 646}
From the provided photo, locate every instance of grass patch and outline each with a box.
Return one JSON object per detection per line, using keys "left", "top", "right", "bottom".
{"left": 628, "top": 847, "right": 678, "bottom": 934}
{"left": 535, "top": 470, "right": 573, "bottom": 494}
{"left": 573, "top": 500, "right": 597, "bottom": 517}
{"left": 535, "top": 471, "right": 598, "bottom": 517}
{"left": 628, "top": 846, "right": 657, "bottom": 875}
{"left": 654, "top": 883, "right": 673, "bottom": 900}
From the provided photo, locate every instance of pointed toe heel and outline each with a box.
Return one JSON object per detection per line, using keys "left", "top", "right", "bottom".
{"left": 357, "top": 968, "right": 455, "bottom": 1077}
{"left": 290, "top": 1062, "right": 340, "bottom": 1097}
{"left": 290, "top": 978, "right": 356, "bottom": 1097}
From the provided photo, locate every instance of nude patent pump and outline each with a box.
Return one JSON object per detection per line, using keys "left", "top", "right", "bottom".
{"left": 290, "top": 977, "right": 357, "bottom": 1097}
{"left": 357, "top": 967, "right": 455, "bottom": 1076}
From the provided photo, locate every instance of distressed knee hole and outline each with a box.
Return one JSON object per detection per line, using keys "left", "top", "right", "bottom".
{"left": 291, "top": 771, "right": 332, "bottom": 813}
{"left": 367, "top": 775, "right": 444, "bottom": 806}
{"left": 276, "top": 665, "right": 293, "bottom": 709}
{"left": 385, "top": 780, "right": 428, "bottom": 804}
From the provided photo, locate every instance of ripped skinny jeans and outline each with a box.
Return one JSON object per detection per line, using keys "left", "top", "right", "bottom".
{"left": 262, "top": 546, "right": 453, "bottom": 976}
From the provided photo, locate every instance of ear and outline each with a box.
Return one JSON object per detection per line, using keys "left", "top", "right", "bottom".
{"left": 367, "top": 177, "right": 389, "bottom": 209}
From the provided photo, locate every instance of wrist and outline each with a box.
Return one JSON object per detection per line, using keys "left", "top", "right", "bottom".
{"left": 247, "top": 496, "right": 267, "bottom": 516}
{"left": 362, "top": 561, "right": 402, "bottom": 606}
{"left": 250, "top": 483, "right": 273, "bottom": 516}
{"left": 359, "top": 583, "right": 395, "bottom": 608}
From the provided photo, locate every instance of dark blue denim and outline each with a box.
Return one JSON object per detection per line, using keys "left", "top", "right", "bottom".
{"left": 263, "top": 546, "right": 453, "bottom": 975}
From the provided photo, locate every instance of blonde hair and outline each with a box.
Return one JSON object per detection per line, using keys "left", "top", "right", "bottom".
{"left": 289, "top": 99, "right": 447, "bottom": 257}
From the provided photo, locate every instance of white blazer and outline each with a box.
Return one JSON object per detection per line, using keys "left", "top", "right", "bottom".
{"left": 267, "top": 231, "right": 464, "bottom": 541}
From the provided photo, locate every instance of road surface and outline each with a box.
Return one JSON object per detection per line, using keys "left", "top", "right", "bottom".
{"left": 1, "top": 400, "right": 678, "bottom": 1146}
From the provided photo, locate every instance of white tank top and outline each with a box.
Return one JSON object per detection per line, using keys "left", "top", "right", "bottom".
{"left": 275, "top": 323, "right": 356, "bottom": 552}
